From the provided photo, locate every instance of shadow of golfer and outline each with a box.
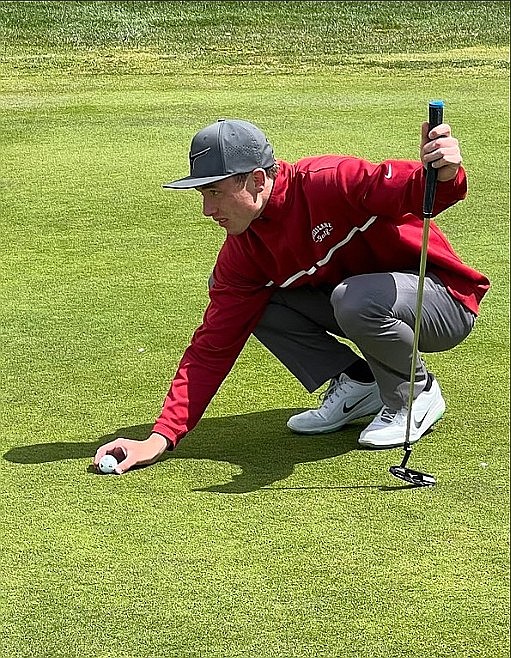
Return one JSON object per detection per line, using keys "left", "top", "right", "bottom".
{"left": 2, "top": 408, "right": 378, "bottom": 493}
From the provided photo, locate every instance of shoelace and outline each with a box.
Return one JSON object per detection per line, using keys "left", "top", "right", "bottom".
{"left": 380, "top": 407, "right": 398, "bottom": 423}
{"left": 320, "top": 375, "right": 356, "bottom": 409}
{"left": 379, "top": 406, "right": 407, "bottom": 424}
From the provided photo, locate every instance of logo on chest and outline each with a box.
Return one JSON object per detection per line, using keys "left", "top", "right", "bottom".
{"left": 311, "top": 222, "right": 334, "bottom": 243}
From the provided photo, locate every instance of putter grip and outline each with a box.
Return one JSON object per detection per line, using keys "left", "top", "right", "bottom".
{"left": 423, "top": 100, "right": 444, "bottom": 218}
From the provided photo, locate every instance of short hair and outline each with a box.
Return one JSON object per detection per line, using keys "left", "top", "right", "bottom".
{"left": 233, "top": 163, "right": 280, "bottom": 186}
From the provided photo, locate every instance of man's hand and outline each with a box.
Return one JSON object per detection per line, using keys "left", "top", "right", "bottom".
{"left": 93, "top": 432, "right": 169, "bottom": 475}
{"left": 420, "top": 122, "right": 462, "bottom": 182}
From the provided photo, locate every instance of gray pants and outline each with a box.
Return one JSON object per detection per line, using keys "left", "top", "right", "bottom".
{"left": 253, "top": 272, "right": 475, "bottom": 409}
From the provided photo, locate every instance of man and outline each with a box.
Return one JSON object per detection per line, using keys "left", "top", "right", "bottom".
{"left": 94, "top": 117, "right": 489, "bottom": 474}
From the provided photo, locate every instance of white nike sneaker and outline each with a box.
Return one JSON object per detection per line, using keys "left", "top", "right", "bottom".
{"left": 358, "top": 375, "right": 445, "bottom": 449}
{"left": 287, "top": 373, "right": 382, "bottom": 434}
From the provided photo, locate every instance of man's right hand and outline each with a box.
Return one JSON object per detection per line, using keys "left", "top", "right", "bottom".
{"left": 93, "top": 432, "right": 169, "bottom": 475}
{"left": 420, "top": 121, "right": 462, "bottom": 182}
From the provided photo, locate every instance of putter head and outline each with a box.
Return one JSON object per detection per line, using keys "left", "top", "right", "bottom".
{"left": 389, "top": 465, "right": 436, "bottom": 487}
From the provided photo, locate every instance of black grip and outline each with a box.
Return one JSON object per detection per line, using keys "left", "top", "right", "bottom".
{"left": 423, "top": 100, "right": 444, "bottom": 218}
{"left": 428, "top": 101, "right": 444, "bottom": 131}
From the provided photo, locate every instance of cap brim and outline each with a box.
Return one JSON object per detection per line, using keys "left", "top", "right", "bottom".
{"left": 163, "top": 173, "right": 234, "bottom": 189}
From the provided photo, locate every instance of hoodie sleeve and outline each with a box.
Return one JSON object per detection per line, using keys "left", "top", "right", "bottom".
{"left": 152, "top": 248, "right": 273, "bottom": 448}
{"left": 335, "top": 157, "right": 467, "bottom": 219}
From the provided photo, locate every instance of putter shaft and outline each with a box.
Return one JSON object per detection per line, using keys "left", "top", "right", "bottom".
{"left": 390, "top": 101, "right": 443, "bottom": 486}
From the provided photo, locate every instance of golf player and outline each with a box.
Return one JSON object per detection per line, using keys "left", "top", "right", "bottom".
{"left": 94, "top": 117, "right": 490, "bottom": 474}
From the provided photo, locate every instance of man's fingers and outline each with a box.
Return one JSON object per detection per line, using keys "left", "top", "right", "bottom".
{"left": 93, "top": 434, "right": 167, "bottom": 475}
{"left": 421, "top": 121, "right": 451, "bottom": 149}
{"left": 421, "top": 118, "right": 460, "bottom": 171}
{"left": 431, "top": 148, "right": 462, "bottom": 168}
{"left": 424, "top": 141, "right": 461, "bottom": 167}
{"left": 114, "top": 453, "right": 138, "bottom": 475}
{"left": 93, "top": 439, "right": 127, "bottom": 466}
{"left": 421, "top": 121, "right": 430, "bottom": 145}
{"left": 94, "top": 443, "right": 112, "bottom": 466}
{"left": 427, "top": 122, "right": 451, "bottom": 139}
{"left": 420, "top": 120, "right": 461, "bottom": 183}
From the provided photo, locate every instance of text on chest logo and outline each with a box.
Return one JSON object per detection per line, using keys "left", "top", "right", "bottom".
{"left": 312, "top": 222, "right": 334, "bottom": 243}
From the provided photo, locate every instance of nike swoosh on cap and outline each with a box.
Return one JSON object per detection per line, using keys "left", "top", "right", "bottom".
{"left": 190, "top": 147, "right": 211, "bottom": 172}
{"left": 190, "top": 147, "right": 211, "bottom": 160}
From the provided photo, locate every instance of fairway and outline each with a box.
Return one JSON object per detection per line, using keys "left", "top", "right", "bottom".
{"left": 0, "top": 2, "right": 509, "bottom": 657}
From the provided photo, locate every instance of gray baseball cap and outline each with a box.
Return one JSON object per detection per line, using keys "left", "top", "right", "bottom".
{"left": 163, "top": 119, "right": 276, "bottom": 189}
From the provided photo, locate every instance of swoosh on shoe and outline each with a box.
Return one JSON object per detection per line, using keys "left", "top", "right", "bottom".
{"left": 343, "top": 393, "right": 374, "bottom": 414}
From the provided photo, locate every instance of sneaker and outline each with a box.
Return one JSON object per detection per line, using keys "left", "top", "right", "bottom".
{"left": 358, "top": 375, "right": 445, "bottom": 449}
{"left": 287, "top": 373, "right": 382, "bottom": 434}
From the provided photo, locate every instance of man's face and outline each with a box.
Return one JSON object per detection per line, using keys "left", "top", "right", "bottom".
{"left": 197, "top": 172, "right": 267, "bottom": 236}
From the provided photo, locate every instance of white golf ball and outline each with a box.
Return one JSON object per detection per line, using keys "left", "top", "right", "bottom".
{"left": 98, "top": 454, "right": 119, "bottom": 474}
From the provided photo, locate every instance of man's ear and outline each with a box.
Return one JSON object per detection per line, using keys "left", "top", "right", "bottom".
{"left": 251, "top": 168, "right": 266, "bottom": 192}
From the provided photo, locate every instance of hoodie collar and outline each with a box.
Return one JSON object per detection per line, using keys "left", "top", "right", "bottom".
{"left": 259, "top": 160, "right": 292, "bottom": 220}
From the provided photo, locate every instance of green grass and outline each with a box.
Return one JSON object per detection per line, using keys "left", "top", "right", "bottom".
{"left": 0, "top": 2, "right": 509, "bottom": 657}
{"left": 0, "top": 1, "right": 509, "bottom": 74}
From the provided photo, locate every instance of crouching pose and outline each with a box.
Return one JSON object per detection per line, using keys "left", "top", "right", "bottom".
{"left": 94, "top": 117, "right": 489, "bottom": 474}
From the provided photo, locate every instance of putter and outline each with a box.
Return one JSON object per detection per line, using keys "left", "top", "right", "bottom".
{"left": 389, "top": 100, "right": 444, "bottom": 488}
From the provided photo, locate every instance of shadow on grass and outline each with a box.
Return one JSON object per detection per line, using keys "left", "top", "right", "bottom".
{"left": 3, "top": 408, "right": 410, "bottom": 493}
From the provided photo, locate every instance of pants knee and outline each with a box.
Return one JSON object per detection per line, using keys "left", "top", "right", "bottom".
{"left": 330, "top": 277, "right": 394, "bottom": 336}
{"left": 330, "top": 284, "right": 362, "bottom": 334}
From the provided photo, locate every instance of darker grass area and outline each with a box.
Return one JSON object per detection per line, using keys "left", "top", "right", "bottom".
{"left": 0, "top": 1, "right": 509, "bottom": 58}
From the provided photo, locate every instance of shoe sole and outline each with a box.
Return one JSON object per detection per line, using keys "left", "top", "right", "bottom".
{"left": 287, "top": 401, "right": 382, "bottom": 435}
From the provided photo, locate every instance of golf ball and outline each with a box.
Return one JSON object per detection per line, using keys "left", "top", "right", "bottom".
{"left": 98, "top": 454, "right": 118, "bottom": 474}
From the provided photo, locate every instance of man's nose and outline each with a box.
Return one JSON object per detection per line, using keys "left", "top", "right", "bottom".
{"left": 202, "top": 198, "right": 217, "bottom": 217}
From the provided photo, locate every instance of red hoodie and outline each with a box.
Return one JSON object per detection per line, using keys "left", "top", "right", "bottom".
{"left": 153, "top": 156, "right": 490, "bottom": 447}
